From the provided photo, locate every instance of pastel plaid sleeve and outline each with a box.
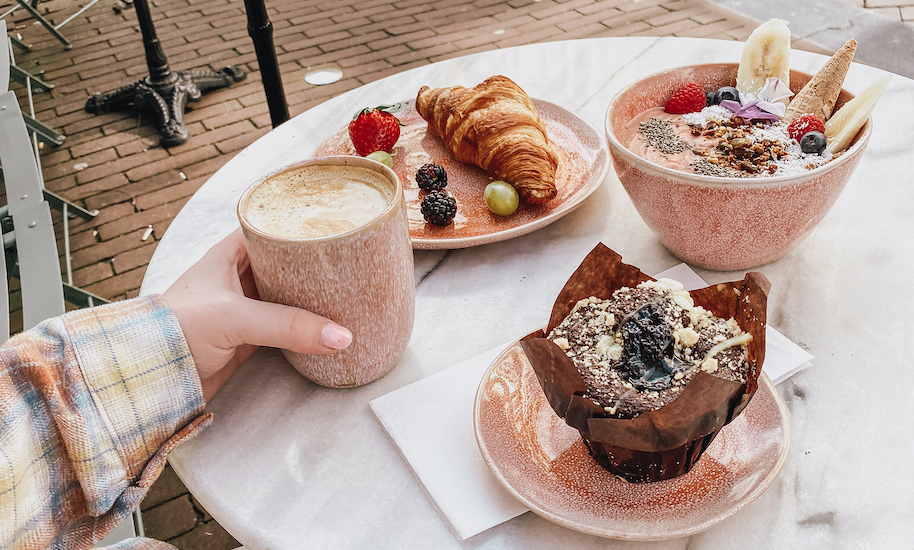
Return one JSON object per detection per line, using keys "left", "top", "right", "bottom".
{"left": 0, "top": 295, "right": 212, "bottom": 550}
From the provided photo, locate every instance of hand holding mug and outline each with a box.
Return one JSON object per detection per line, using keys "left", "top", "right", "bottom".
{"left": 163, "top": 229, "right": 353, "bottom": 400}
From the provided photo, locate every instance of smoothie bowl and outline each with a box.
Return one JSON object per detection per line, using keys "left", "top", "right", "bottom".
{"left": 605, "top": 62, "right": 873, "bottom": 271}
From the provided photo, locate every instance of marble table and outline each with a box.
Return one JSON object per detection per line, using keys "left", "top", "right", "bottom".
{"left": 140, "top": 37, "right": 914, "bottom": 549}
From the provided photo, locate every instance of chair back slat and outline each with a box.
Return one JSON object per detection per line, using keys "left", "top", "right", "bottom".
{"left": 11, "top": 201, "right": 65, "bottom": 329}
{"left": 0, "top": 89, "right": 66, "bottom": 332}
{"left": 0, "top": 91, "right": 44, "bottom": 215}
{"left": 1, "top": 20, "right": 9, "bottom": 94}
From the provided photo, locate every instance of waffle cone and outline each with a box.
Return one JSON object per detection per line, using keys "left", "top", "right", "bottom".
{"left": 784, "top": 39, "right": 856, "bottom": 122}
{"left": 521, "top": 243, "right": 769, "bottom": 482}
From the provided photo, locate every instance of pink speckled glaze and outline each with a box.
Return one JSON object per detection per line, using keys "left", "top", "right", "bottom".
{"left": 605, "top": 63, "right": 871, "bottom": 271}
{"left": 474, "top": 342, "right": 789, "bottom": 540}
{"left": 238, "top": 156, "right": 415, "bottom": 388}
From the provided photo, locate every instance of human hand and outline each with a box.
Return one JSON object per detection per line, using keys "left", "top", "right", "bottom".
{"left": 162, "top": 229, "right": 352, "bottom": 401}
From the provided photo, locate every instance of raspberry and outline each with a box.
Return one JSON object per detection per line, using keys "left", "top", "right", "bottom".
{"left": 664, "top": 83, "right": 707, "bottom": 115}
{"left": 787, "top": 114, "right": 826, "bottom": 142}
{"left": 420, "top": 191, "right": 457, "bottom": 226}
{"left": 415, "top": 163, "right": 447, "bottom": 192}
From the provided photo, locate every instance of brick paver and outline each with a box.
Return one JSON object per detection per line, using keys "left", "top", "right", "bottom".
{"left": 0, "top": 0, "right": 871, "bottom": 547}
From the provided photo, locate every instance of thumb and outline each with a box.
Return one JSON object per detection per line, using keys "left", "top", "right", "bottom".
{"left": 230, "top": 296, "right": 352, "bottom": 353}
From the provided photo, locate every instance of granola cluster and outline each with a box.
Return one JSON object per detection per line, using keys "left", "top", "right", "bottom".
{"left": 689, "top": 116, "right": 789, "bottom": 176}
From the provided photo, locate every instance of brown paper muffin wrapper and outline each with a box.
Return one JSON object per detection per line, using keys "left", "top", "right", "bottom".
{"left": 520, "top": 243, "right": 769, "bottom": 482}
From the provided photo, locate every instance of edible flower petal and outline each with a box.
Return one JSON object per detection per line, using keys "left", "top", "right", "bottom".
{"left": 720, "top": 77, "right": 793, "bottom": 121}
{"left": 719, "top": 99, "right": 742, "bottom": 112}
{"left": 758, "top": 77, "right": 794, "bottom": 105}
{"left": 719, "top": 99, "right": 780, "bottom": 122}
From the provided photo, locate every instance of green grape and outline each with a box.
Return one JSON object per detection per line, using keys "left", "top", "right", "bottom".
{"left": 484, "top": 180, "right": 519, "bottom": 216}
{"left": 366, "top": 150, "right": 393, "bottom": 168}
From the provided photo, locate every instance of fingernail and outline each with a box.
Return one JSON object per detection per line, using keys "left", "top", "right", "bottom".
{"left": 321, "top": 324, "right": 352, "bottom": 350}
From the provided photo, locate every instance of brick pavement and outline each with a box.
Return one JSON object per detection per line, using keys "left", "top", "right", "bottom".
{"left": 0, "top": 0, "right": 880, "bottom": 547}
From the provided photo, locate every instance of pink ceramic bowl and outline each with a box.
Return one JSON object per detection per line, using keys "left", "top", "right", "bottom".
{"left": 605, "top": 63, "right": 871, "bottom": 271}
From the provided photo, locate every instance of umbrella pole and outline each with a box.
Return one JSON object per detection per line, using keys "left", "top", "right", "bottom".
{"left": 244, "top": 0, "right": 289, "bottom": 128}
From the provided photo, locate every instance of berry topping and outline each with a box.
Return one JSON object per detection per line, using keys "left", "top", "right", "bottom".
{"left": 348, "top": 103, "right": 406, "bottom": 157}
{"left": 787, "top": 113, "right": 826, "bottom": 142}
{"left": 618, "top": 302, "right": 680, "bottom": 391}
{"left": 420, "top": 191, "right": 457, "bottom": 226}
{"left": 711, "top": 86, "right": 740, "bottom": 105}
{"left": 799, "top": 131, "right": 827, "bottom": 155}
{"left": 415, "top": 163, "right": 448, "bottom": 192}
{"left": 705, "top": 90, "right": 716, "bottom": 106}
{"left": 664, "top": 82, "right": 707, "bottom": 114}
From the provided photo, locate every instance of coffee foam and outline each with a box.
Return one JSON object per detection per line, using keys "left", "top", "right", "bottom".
{"left": 245, "top": 164, "right": 393, "bottom": 239}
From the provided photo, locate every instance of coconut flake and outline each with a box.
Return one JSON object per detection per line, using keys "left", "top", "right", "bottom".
{"left": 683, "top": 105, "right": 732, "bottom": 125}
{"left": 752, "top": 121, "right": 834, "bottom": 176}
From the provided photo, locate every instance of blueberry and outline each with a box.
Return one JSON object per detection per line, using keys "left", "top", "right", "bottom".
{"left": 800, "top": 131, "right": 827, "bottom": 155}
{"left": 712, "top": 86, "right": 740, "bottom": 105}
{"left": 705, "top": 91, "right": 715, "bottom": 107}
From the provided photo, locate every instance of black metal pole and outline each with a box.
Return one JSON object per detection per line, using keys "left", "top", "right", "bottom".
{"left": 133, "top": 0, "right": 171, "bottom": 84}
{"left": 243, "top": 0, "right": 289, "bottom": 128}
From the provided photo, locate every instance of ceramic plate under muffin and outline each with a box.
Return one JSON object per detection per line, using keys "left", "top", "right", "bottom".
{"left": 474, "top": 338, "right": 790, "bottom": 540}
{"left": 312, "top": 99, "right": 609, "bottom": 249}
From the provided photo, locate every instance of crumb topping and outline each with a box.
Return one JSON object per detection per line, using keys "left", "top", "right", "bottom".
{"left": 546, "top": 279, "right": 751, "bottom": 418}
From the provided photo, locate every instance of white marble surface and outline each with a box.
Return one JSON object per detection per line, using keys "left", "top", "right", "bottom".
{"left": 140, "top": 37, "right": 914, "bottom": 549}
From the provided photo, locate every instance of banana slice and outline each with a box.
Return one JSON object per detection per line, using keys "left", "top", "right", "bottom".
{"left": 736, "top": 19, "right": 792, "bottom": 99}
{"left": 824, "top": 75, "right": 890, "bottom": 153}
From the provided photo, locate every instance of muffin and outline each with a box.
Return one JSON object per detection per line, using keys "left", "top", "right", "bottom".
{"left": 521, "top": 243, "right": 769, "bottom": 482}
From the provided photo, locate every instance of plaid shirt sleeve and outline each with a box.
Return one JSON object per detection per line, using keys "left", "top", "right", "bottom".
{"left": 0, "top": 294, "right": 212, "bottom": 550}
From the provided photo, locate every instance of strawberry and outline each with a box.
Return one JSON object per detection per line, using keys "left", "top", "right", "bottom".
{"left": 348, "top": 103, "right": 405, "bottom": 157}
{"left": 664, "top": 83, "right": 707, "bottom": 115}
{"left": 787, "top": 113, "right": 826, "bottom": 142}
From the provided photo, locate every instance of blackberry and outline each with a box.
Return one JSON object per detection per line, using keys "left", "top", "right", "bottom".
{"left": 415, "top": 163, "right": 447, "bottom": 192}
{"left": 420, "top": 191, "right": 457, "bottom": 226}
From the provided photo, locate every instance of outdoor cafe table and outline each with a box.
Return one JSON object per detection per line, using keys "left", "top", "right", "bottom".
{"left": 140, "top": 37, "right": 914, "bottom": 549}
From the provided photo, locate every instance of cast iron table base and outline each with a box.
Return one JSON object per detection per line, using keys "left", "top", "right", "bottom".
{"left": 86, "top": 67, "right": 246, "bottom": 148}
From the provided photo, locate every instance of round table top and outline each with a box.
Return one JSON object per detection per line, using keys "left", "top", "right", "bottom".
{"left": 141, "top": 37, "right": 914, "bottom": 549}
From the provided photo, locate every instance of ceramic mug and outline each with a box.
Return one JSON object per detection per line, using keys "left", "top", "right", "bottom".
{"left": 237, "top": 156, "right": 415, "bottom": 388}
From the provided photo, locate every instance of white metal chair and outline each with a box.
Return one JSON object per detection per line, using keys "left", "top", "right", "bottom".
{"left": 2, "top": 20, "right": 63, "bottom": 147}
{"left": 0, "top": 88, "right": 144, "bottom": 548}
{"left": 0, "top": 19, "right": 141, "bottom": 543}
{"left": 0, "top": 90, "right": 65, "bottom": 331}
{"left": 1, "top": 20, "right": 107, "bottom": 315}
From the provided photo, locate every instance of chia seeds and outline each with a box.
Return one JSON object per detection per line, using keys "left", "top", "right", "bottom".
{"left": 638, "top": 118, "right": 690, "bottom": 155}
{"left": 692, "top": 157, "right": 744, "bottom": 177}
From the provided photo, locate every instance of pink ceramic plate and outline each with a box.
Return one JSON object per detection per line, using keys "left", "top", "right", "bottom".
{"left": 312, "top": 99, "right": 609, "bottom": 249}
{"left": 474, "top": 340, "right": 790, "bottom": 540}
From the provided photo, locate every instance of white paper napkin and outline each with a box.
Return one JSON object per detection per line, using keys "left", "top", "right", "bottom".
{"left": 369, "top": 265, "right": 813, "bottom": 540}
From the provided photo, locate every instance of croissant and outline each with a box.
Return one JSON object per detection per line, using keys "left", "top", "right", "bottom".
{"left": 416, "top": 76, "right": 558, "bottom": 204}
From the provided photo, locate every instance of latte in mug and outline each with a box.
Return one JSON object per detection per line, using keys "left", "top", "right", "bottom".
{"left": 238, "top": 156, "right": 415, "bottom": 388}
{"left": 245, "top": 164, "right": 394, "bottom": 239}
